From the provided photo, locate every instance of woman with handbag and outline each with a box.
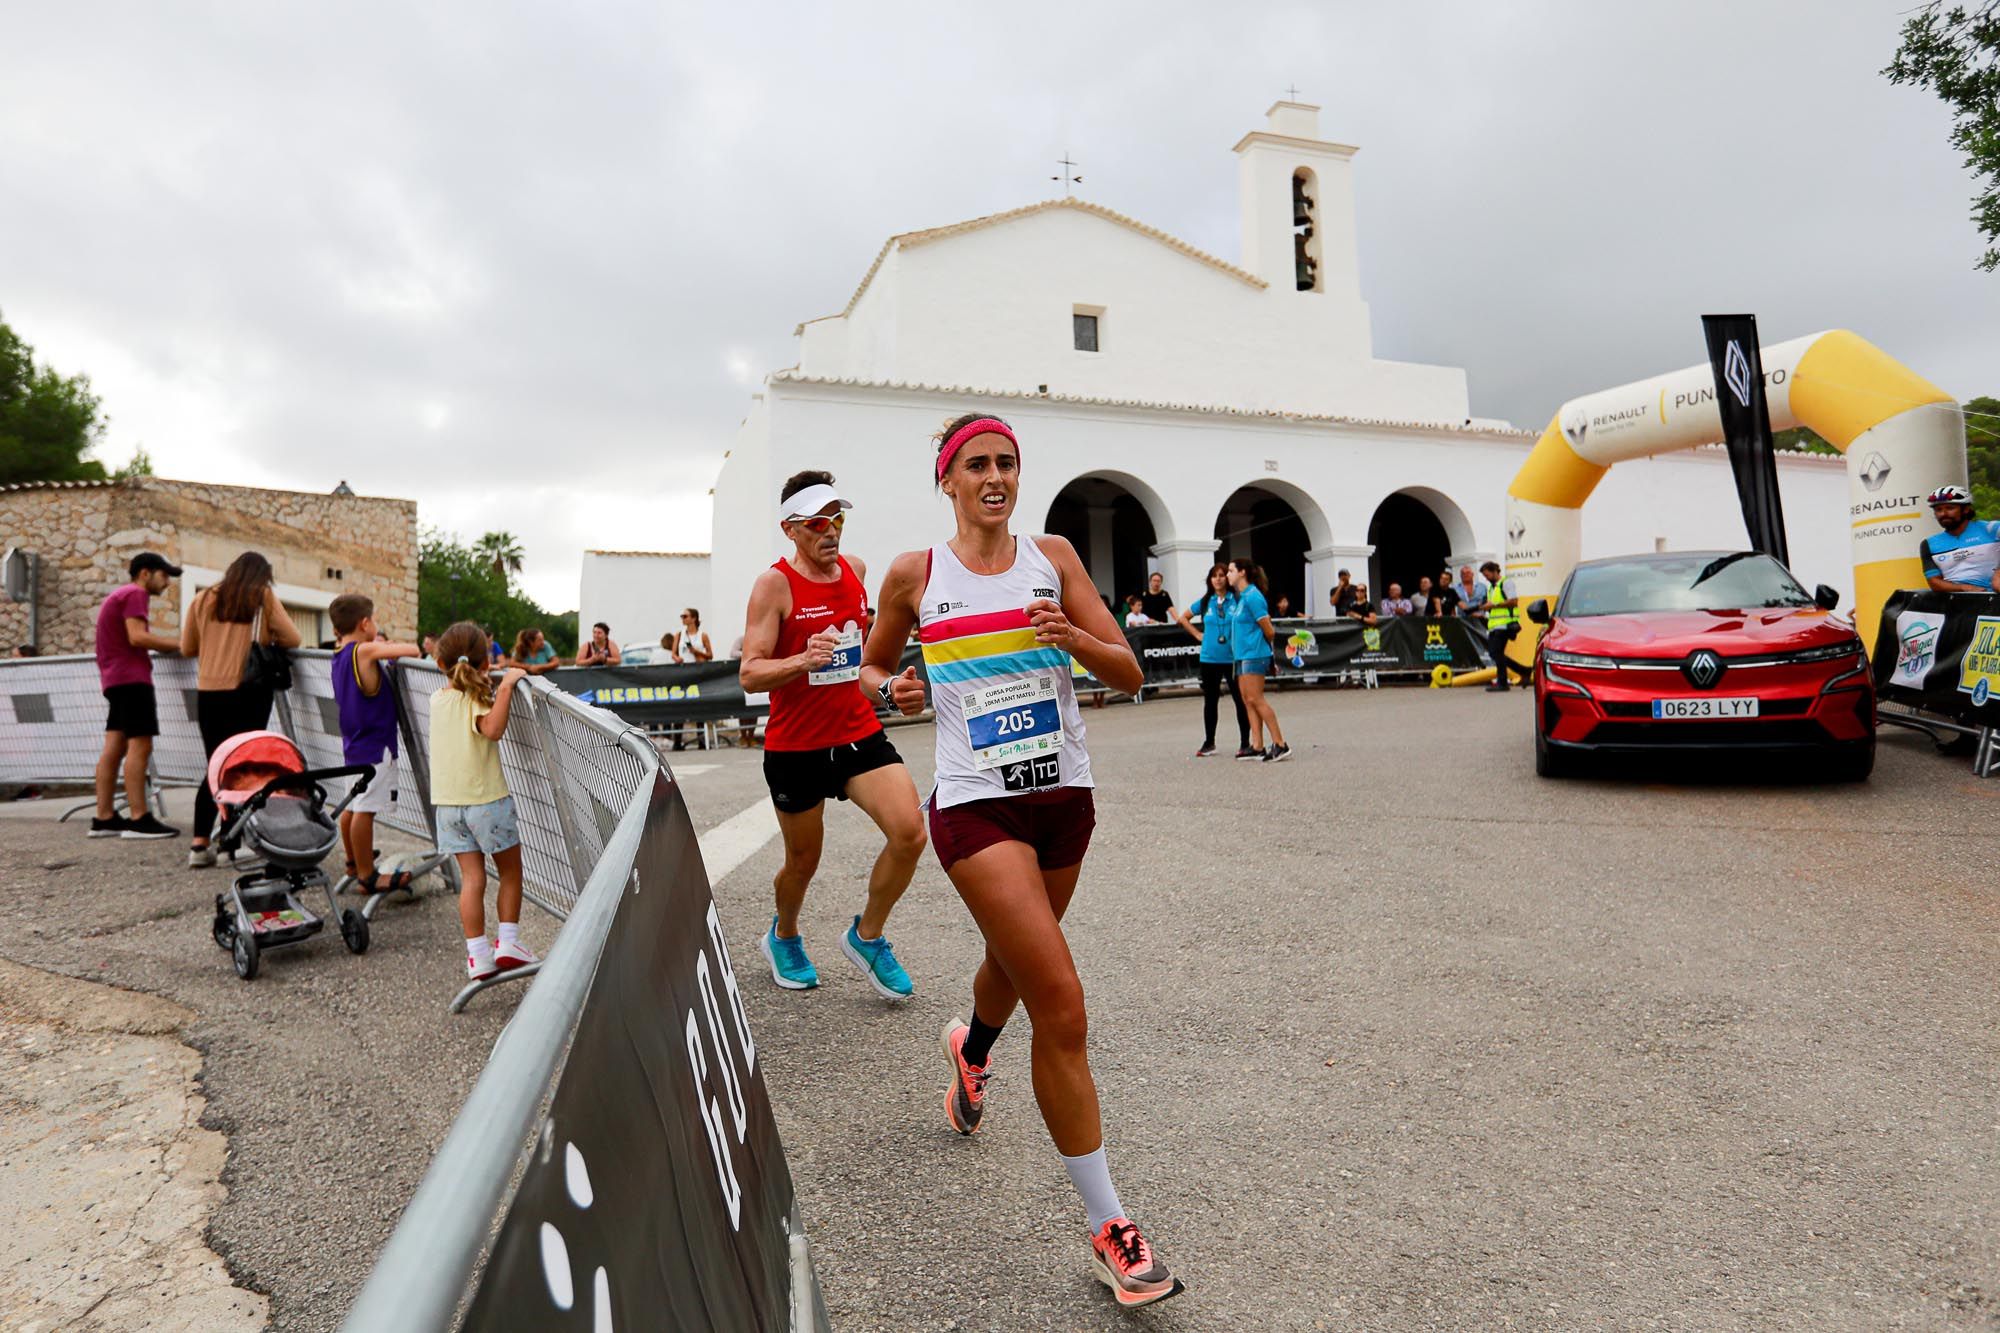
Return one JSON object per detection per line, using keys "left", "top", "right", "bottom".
{"left": 180, "top": 551, "right": 301, "bottom": 868}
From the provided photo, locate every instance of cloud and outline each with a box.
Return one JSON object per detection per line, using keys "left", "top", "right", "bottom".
{"left": 1, "top": 0, "right": 1992, "bottom": 614}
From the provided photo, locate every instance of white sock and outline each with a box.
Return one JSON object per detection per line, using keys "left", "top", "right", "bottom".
{"left": 467, "top": 936, "right": 493, "bottom": 965}
{"left": 1060, "top": 1146, "right": 1125, "bottom": 1232}
{"left": 497, "top": 922, "right": 520, "bottom": 948}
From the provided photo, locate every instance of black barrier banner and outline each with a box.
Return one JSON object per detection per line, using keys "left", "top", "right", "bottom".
{"left": 1117, "top": 615, "right": 1487, "bottom": 686}
{"left": 1873, "top": 589, "right": 2000, "bottom": 726}
{"left": 465, "top": 772, "right": 811, "bottom": 1331}
{"left": 1702, "top": 313, "right": 1790, "bottom": 566}
{"left": 552, "top": 660, "right": 756, "bottom": 724}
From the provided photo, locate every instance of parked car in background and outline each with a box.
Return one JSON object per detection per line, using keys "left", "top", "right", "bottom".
{"left": 1528, "top": 551, "right": 1875, "bottom": 780}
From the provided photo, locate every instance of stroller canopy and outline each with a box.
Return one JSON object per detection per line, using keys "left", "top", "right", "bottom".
{"left": 208, "top": 729, "right": 307, "bottom": 805}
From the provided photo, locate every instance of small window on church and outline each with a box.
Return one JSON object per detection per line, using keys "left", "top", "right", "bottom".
{"left": 1073, "top": 312, "right": 1099, "bottom": 353}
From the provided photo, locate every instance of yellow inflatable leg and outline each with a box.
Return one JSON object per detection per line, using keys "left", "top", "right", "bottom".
{"left": 1450, "top": 666, "right": 1497, "bottom": 688}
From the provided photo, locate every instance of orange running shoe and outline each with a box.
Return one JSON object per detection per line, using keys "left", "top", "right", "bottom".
{"left": 940, "top": 1020, "right": 991, "bottom": 1135}
{"left": 1090, "top": 1217, "right": 1184, "bottom": 1308}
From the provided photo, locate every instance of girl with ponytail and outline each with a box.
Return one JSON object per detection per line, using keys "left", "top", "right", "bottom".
{"left": 429, "top": 621, "right": 537, "bottom": 982}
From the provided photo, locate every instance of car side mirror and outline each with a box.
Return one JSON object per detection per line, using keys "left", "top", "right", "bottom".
{"left": 1813, "top": 584, "right": 1839, "bottom": 611}
{"left": 1526, "top": 598, "right": 1551, "bottom": 625}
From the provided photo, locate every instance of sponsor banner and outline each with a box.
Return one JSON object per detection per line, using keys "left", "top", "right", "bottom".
{"left": 551, "top": 661, "right": 754, "bottom": 723}
{"left": 1872, "top": 590, "right": 2000, "bottom": 724}
{"left": 551, "top": 618, "right": 1493, "bottom": 725}
{"left": 1702, "top": 314, "right": 1789, "bottom": 566}
{"left": 464, "top": 773, "right": 814, "bottom": 1330}
{"left": 1109, "top": 616, "right": 1486, "bottom": 688}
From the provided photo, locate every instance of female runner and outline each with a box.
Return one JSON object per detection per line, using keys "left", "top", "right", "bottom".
{"left": 861, "top": 412, "right": 1183, "bottom": 1309}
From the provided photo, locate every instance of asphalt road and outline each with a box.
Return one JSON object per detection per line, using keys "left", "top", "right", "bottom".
{"left": 2, "top": 685, "right": 1998, "bottom": 1331}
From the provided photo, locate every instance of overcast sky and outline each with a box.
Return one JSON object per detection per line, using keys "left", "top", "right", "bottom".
{"left": 2, "top": 1, "right": 1991, "bottom": 609}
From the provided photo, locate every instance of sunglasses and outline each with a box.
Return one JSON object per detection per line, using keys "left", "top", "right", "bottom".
{"left": 790, "top": 512, "right": 846, "bottom": 534}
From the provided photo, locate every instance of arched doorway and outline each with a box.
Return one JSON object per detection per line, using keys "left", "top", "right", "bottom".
{"left": 1214, "top": 484, "right": 1312, "bottom": 615}
{"left": 1366, "top": 487, "right": 1474, "bottom": 604}
{"left": 1046, "top": 474, "right": 1162, "bottom": 610}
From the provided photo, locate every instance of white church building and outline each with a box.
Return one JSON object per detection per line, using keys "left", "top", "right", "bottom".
{"left": 703, "top": 101, "right": 1851, "bottom": 625}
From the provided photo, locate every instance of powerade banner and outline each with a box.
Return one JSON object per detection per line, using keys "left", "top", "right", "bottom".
{"left": 1702, "top": 313, "right": 1791, "bottom": 566}
{"left": 1872, "top": 589, "right": 2000, "bottom": 725}
{"left": 465, "top": 772, "right": 822, "bottom": 1331}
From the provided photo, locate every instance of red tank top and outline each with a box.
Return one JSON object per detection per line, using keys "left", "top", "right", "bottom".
{"left": 763, "top": 556, "right": 881, "bottom": 752}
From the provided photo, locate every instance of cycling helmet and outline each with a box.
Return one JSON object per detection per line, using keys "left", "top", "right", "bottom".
{"left": 1927, "top": 484, "right": 1972, "bottom": 507}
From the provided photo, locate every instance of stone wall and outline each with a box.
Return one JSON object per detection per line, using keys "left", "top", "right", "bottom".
{"left": 0, "top": 478, "right": 418, "bottom": 655}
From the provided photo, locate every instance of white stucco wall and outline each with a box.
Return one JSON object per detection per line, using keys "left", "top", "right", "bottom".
{"left": 704, "top": 379, "right": 1859, "bottom": 646}
{"left": 795, "top": 205, "right": 1467, "bottom": 424}
{"left": 579, "top": 551, "right": 712, "bottom": 657}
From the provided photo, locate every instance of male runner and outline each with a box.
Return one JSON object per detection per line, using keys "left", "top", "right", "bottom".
{"left": 738, "top": 470, "right": 927, "bottom": 998}
{"left": 1920, "top": 485, "right": 2000, "bottom": 593}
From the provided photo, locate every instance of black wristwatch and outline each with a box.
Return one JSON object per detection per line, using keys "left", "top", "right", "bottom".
{"left": 877, "top": 677, "right": 896, "bottom": 705}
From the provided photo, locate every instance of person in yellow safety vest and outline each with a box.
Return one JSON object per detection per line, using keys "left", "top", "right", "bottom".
{"left": 1477, "top": 560, "right": 1533, "bottom": 693}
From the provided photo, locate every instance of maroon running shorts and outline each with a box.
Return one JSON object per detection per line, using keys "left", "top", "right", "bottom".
{"left": 927, "top": 787, "right": 1096, "bottom": 874}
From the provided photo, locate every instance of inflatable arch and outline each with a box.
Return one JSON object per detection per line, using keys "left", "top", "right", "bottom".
{"left": 1504, "top": 330, "right": 1966, "bottom": 657}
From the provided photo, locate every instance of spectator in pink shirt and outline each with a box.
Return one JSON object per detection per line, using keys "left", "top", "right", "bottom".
{"left": 91, "top": 552, "right": 183, "bottom": 840}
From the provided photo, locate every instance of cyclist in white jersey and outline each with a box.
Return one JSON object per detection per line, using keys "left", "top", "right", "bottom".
{"left": 862, "top": 412, "right": 1183, "bottom": 1310}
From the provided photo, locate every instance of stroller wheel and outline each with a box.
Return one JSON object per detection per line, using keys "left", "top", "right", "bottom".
{"left": 339, "top": 909, "right": 370, "bottom": 956}
{"left": 232, "top": 930, "right": 259, "bottom": 980}
{"left": 212, "top": 912, "right": 235, "bottom": 950}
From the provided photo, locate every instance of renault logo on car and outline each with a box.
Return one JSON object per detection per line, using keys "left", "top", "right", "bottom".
{"left": 1683, "top": 649, "right": 1724, "bottom": 689}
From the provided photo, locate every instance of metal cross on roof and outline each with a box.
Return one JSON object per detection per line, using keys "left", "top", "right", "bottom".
{"left": 1285, "top": 84, "right": 1301, "bottom": 101}
{"left": 1052, "top": 153, "right": 1082, "bottom": 194}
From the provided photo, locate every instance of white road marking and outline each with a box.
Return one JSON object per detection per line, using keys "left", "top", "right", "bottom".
{"left": 666, "top": 763, "right": 718, "bottom": 778}
{"left": 697, "top": 798, "right": 778, "bottom": 884}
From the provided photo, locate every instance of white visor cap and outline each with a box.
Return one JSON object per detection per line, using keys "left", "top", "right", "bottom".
{"left": 779, "top": 483, "right": 852, "bottom": 523}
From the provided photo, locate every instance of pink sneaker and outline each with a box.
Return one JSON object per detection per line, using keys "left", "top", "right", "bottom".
{"left": 1090, "top": 1217, "right": 1183, "bottom": 1308}
{"left": 467, "top": 952, "right": 498, "bottom": 982}
{"left": 495, "top": 938, "right": 539, "bottom": 971}
{"left": 940, "top": 1021, "right": 991, "bottom": 1135}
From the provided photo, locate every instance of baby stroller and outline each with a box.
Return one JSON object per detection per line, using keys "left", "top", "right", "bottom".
{"left": 206, "top": 729, "right": 376, "bottom": 980}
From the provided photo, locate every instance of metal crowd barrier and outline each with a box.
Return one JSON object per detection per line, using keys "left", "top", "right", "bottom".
{"left": 1, "top": 649, "right": 830, "bottom": 1328}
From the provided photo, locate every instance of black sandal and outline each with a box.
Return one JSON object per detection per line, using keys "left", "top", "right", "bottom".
{"left": 353, "top": 869, "right": 413, "bottom": 896}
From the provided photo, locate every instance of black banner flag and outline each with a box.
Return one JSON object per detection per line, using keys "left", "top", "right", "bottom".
{"left": 1702, "top": 313, "right": 1790, "bottom": 566}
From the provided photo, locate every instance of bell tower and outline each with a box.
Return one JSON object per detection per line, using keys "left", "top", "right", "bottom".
{"left": 1235, "top": 101, "right": 1361, "bottom": 303}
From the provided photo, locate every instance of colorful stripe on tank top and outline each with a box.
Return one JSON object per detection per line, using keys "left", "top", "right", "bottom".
{"left": 920, "top": 608, "right": 1072, "bottom": 685}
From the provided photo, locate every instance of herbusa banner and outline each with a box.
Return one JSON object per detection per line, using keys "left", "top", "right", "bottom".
{"left": 1873, "top": 589, "right": 2000, "bottom": 725}
{"left": 549, "top": 660, "right": 754, "bottom": 724}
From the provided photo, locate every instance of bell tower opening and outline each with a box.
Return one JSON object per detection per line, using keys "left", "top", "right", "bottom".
{"left": 1292, "top": 168, "right": 1320, "bottom": 292}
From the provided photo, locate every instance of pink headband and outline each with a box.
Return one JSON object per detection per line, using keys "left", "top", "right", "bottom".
{"left": 936, "top": 418, "right": 1019, "bottom": 483}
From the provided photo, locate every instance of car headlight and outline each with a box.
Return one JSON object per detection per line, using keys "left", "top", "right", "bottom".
{"left": 1784, "top": 641, "right": 1865, "bottom": 665}
{"left": 1542, "top": 649, "right": 1620, "bottom": 669}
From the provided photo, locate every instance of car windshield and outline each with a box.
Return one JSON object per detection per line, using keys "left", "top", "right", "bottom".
{"left": 1560, "top": 554, "right": 1813, "bottom": 616}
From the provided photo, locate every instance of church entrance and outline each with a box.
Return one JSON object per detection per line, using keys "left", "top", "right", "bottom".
{"left": 1045, "top": 475, "right": 1160, "bottom": 611}
{"left": 1214, "top": 485, "right": 1310, "bottom": 616}
{"left": 1366, "top": 488, "right": 1472, "bottom": 607}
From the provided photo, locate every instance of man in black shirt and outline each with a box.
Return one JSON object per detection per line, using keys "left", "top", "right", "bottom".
{"left": 1138, "top": 571, "right": 1173, "bottom": 624}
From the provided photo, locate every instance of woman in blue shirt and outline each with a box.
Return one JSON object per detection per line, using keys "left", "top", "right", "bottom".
{"left": 1227, "top": 559, "right": 1290, "bottom": 762}
{"left": 1171, "top": 563, "right": 1252, "bottom": 758}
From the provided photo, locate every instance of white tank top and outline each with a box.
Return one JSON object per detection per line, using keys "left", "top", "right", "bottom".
{"left": 919, "top": 536, "right": 1093, "bottom": 810}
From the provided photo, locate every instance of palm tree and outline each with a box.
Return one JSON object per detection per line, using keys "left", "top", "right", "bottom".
{"left": 475, "top": 531, "right": 525, "bottom": 587}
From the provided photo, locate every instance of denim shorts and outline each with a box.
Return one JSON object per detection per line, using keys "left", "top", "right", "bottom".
{"left": 436, "top": 795, "right": 520, "bottom": 855}
{"left": 1233, "top": 657, "right": 1271, "bottom": 678}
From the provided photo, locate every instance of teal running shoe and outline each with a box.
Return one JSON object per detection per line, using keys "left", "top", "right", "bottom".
{"left": 840, "top": 916, "right": 913, "bottom": 1000}
{"left": 759, "top": 916, "right": 819, "bottom": 990}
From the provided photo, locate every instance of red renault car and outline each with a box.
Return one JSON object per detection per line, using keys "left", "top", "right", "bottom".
{"left": 1527, "top": 551, "right": 1875, "bottom": 780}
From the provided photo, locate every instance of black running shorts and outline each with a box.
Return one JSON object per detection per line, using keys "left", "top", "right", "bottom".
{"left": 762, "top": 730, "right": 903, "bottom": 814}
{"left": 103, "top": 683, "right": 160, "bottom": 739}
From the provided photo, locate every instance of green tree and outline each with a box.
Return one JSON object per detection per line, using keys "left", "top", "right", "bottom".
{"left": 417, "top": 528, "right": 575, "bottom": 656}
{"left": 115, "top": 445, "right": 154, "bottom": 479}
{"left": 1965, "top": 394, "right": 2000, "bottom": 515}
{"left": 0, "top": 310, "right": 109, "bottom": 485}
{"left": 474, "top": 530, "right": 525, "bottom": 586}
{"left": 1886, "top": 1, "right": 2000, "bottom": 271}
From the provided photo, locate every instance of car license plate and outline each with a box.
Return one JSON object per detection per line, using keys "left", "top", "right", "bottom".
{"left": 1651, "top": 697, "right": 1759, "bottom": 720}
